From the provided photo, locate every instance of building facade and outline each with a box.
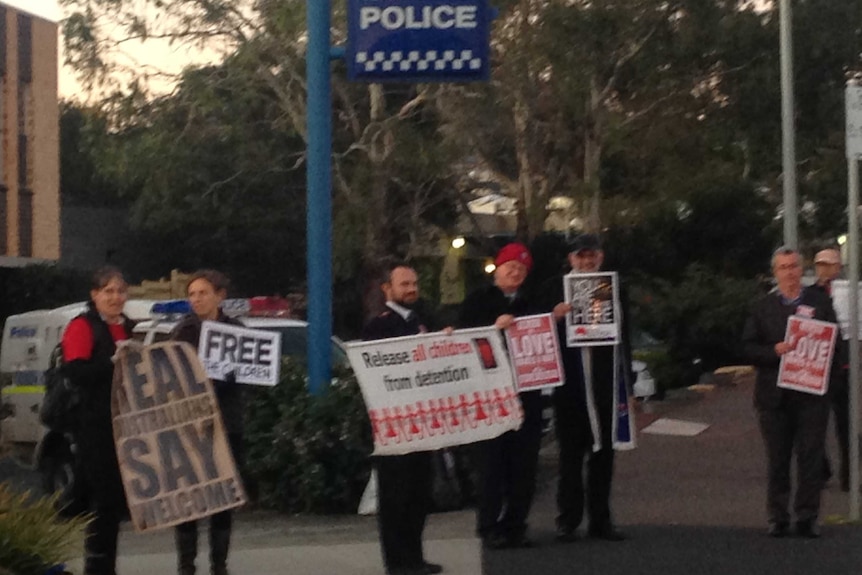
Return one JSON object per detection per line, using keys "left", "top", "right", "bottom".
{"left": 0, "top": 3, "right": 59, "bottom": 263}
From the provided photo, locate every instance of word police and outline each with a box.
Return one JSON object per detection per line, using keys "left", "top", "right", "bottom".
{"left": 359, "top": 4, "right": 478, "bottom": 31}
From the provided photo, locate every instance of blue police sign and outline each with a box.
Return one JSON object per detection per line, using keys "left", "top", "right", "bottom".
{"left": 347, "top": 0, "right": 491, "bottom": 82}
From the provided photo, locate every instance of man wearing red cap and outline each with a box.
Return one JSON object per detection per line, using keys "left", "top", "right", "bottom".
{"left": 458, "top": 242, "right": 545, "bottom": 549}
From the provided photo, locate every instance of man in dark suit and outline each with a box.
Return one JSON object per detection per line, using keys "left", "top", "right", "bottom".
{"left": 742, "top": 247, "right": 838, "bottom": 538}
{"left": 362, "top": 263, "right": 442, "bottom": 575}
{"left": 458, "top": 242, "right": 545, "bottom": 550}
{"left": 552, "top": 234, "right": 629, "bottom": 543}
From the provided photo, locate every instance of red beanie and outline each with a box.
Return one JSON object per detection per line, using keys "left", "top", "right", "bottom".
{"left": 495, "top": 242, "right": 533, "bottom": 272}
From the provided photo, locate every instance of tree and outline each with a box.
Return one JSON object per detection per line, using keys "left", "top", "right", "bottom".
{"left": 61, "top": 0, "right": 460, "bottom": 317}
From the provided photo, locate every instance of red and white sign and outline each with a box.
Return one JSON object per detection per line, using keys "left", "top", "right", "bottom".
{"left": 505, "top": 314, "right": 564, "bottom": 391}
{"left": 777, "top": 316, "right": 838, "bottom": 396}
{"left": 345, "top": 327, "right": 523, "bottom": 456}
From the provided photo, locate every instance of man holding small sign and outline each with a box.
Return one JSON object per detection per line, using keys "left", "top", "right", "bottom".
{"left": 547, "top": 234, "right": 633, "bottom": 544}
{"left": 742, "top": 247, "right": 839, "bottom": 539}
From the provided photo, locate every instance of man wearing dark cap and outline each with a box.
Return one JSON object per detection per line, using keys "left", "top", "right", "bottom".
{"left": 550, "top": 233, "right": 630, "bottom": 543}
{"left": 362, "top": 262, "right": 443, "bottom": 575}
{"left": 459, "top": 242, "right": 550, "bottom": 549}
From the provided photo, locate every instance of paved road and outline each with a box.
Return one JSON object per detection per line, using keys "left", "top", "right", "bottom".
{"left": 4, "top": 376, "right": 861, "bottom": 574}
{"left": 484, "top": 377, "right": 862, "bottom": 575}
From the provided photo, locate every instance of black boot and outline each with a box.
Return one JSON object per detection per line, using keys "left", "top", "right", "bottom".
{"left": 175, "top": 527, "right": 198, "bottom": 575}
{"left": 83, "top": 512, "right": 119, "bottom": 575}
{"left": 210, "top": 528, "right": 231, "bottom": 575}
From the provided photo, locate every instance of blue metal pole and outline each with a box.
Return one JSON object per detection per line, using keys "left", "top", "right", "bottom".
{"left": 306, "top": 0, "right": 332, "bottom": 395}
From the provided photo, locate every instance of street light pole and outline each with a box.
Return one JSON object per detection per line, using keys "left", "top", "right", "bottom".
{"left": 780, "top": 0, "right": 798, "bottom": 249}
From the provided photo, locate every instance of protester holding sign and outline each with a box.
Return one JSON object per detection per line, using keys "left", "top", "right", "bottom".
{"left": 458, "top": 242, "right": 546, "bottom": 550}
{"left": 361, "top": 262, "right": 443, "bottom": 575}
{"left": 809, "top": 248, "right": 850, "bottom": 492}
{"left": 742, "top": 247, "right": 839, "bottom": 538}
{"left": 61, "top": 266, "right": 135, "bottom": 575}
{"left": 547, "top": 234, "right": 632, "bottom": 543}
{"left": 169, "top": 270, "right": 244, "bottom": 575}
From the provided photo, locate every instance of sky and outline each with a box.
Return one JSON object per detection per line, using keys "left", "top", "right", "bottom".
{"left": 22, "top": 0, "right": 220, "bottom": 99}
{"left": 10, "top": 0, "right": 60, "bottom": 22}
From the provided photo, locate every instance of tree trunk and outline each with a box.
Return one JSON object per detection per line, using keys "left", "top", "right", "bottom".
{"left": 514, "top": 96, "right": 534, "bottom": 242}
{"left": 584, "top": 75, "right": 604, "bottom": 233}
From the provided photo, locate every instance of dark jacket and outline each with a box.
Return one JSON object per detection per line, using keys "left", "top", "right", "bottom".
{"left": 457, "top": 283, "right": 542, "bottom": 422}
{"left": 807, "top": 281, "right": 850, "bottom": 384}
{"left": 63, "top": 303, "right": 134, "bottom": 510}
{"left": 170, "top": 312, "right": 245, "bottom": 434}
{"left": 362, "top": 306, "right": 427, "bottom": 341}
{"left": 742, "top": 286, "right": 838, "bottom": 410}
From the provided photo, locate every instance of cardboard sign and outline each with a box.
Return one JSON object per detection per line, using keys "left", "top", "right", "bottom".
{"left": 563, "top": 272, "right": 621, "bottom": 347}
{"left": 505, "top": 314, "right": 564, "bottom": 391}
{"left": 828, "top": 280, "right": 862, "bottom": 340}
{"left": 777, "top": 316, "right": 838, "bottom": 396}
{"left": 346, "top": 327, "right": 523, "bottom": 456}
{"left": 198, "top": 321, "right": 281, "bottom": 386}
{"left": 112, "top": 341, "right": 246, "bottom": 532}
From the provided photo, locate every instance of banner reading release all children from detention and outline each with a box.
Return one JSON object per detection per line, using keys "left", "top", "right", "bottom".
{"left": 112, "top": 341, "right": 246, "bottom": 532}
{"left": 346, "top": 327, "right": 523, "bottom": 456}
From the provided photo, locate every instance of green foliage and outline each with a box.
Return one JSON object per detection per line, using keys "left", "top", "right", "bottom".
{"left": 631, "top": 264, "right": 759, "bottom": 389}
{"left": 243, "top": 362, "right": 372, "bottom": 514}
{"left": 0, "top": 266, "right": 89, "bottom": 328}
{"left": 0, "top": 483, "right": 90, "bottom": 575}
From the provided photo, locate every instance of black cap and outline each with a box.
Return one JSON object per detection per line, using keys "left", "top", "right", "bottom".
{"left": 569, "top": 233, "right": 602, "bottom": 253}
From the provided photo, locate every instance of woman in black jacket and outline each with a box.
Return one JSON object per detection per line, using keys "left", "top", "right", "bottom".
{"left": 61, "top": 266, "right": 134, "bottom": 575}
{"left": 170, "top": 270, "right": 244, "bottom": 575}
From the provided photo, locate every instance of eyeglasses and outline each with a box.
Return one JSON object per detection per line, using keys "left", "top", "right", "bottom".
{"left": 774, "top": 263, "right": 800, "bottom": 272}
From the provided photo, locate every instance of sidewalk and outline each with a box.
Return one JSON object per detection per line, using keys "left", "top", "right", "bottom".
{"left": 484, "top": 376, "right": 862, "bottom": 575}
{"left": 50, "top": 376, "right": 862, "bottom": 574}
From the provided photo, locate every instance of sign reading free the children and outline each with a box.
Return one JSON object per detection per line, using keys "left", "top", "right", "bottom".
{"left": 198, "top": 322, "right": 281, "bottom": 386}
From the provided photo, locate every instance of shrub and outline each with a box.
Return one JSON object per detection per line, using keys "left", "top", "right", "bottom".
{"left": 631, "top": 264, "right": 758, "bottom": 390}
{"left": 0, "top": 482, "right": 89, "bottom": 575}
{"left": 243, "top": 361, "right": 372, "bottom": 514}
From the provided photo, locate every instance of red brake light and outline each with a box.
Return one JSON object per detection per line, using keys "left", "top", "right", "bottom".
{"left": 248, "top": 296, "right": 292, "bottom": 317}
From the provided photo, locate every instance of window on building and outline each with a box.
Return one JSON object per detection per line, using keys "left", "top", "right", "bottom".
{"left": 17, "top": 13, "right": 30, "bottom": 84}
{"left": 0, "top": 7, "right": 7, "bottom": 77}
{"left": 18, "top": 187, "right": 31, "bottom": 257}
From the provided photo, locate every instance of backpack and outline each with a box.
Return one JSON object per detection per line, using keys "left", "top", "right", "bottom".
{"left": 38, "top": 343, "right": 80, "bottom": 430}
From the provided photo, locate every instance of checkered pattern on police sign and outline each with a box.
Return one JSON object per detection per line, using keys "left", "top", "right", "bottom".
{"left": 355, "top": 49, "right": 482, "bottom": 73}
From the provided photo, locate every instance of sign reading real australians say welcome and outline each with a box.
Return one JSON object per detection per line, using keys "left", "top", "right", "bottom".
{"left": 112, "top": 341, "right": 246, "bottom": 532}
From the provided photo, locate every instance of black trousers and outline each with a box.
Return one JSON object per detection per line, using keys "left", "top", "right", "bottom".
{"left": 175, "top": 433, "right": 244, "bottom": 543}
{"left": 475, "top": 392, "right": 543, "bottom": 540}
{"left": 376, "top": 451, "right": 433, "bottom": 573}
{"left": 758, "top": 394, "right": 830, "bottom": 525}
{"left": 829, "top": 376, "right": 850, "bottom": 485}
{"left": 84, "top": 506, "right": 121, "bottom": 575}
{"left": 554, "top": 411, "right": 614, "bottom": 531}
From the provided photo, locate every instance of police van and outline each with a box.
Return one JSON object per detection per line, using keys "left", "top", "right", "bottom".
{"left": 0, "top": 300, "right": 158, "bottom": 495}
{"left": 133, "top": 297, "right": 350, "bottom": 366}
